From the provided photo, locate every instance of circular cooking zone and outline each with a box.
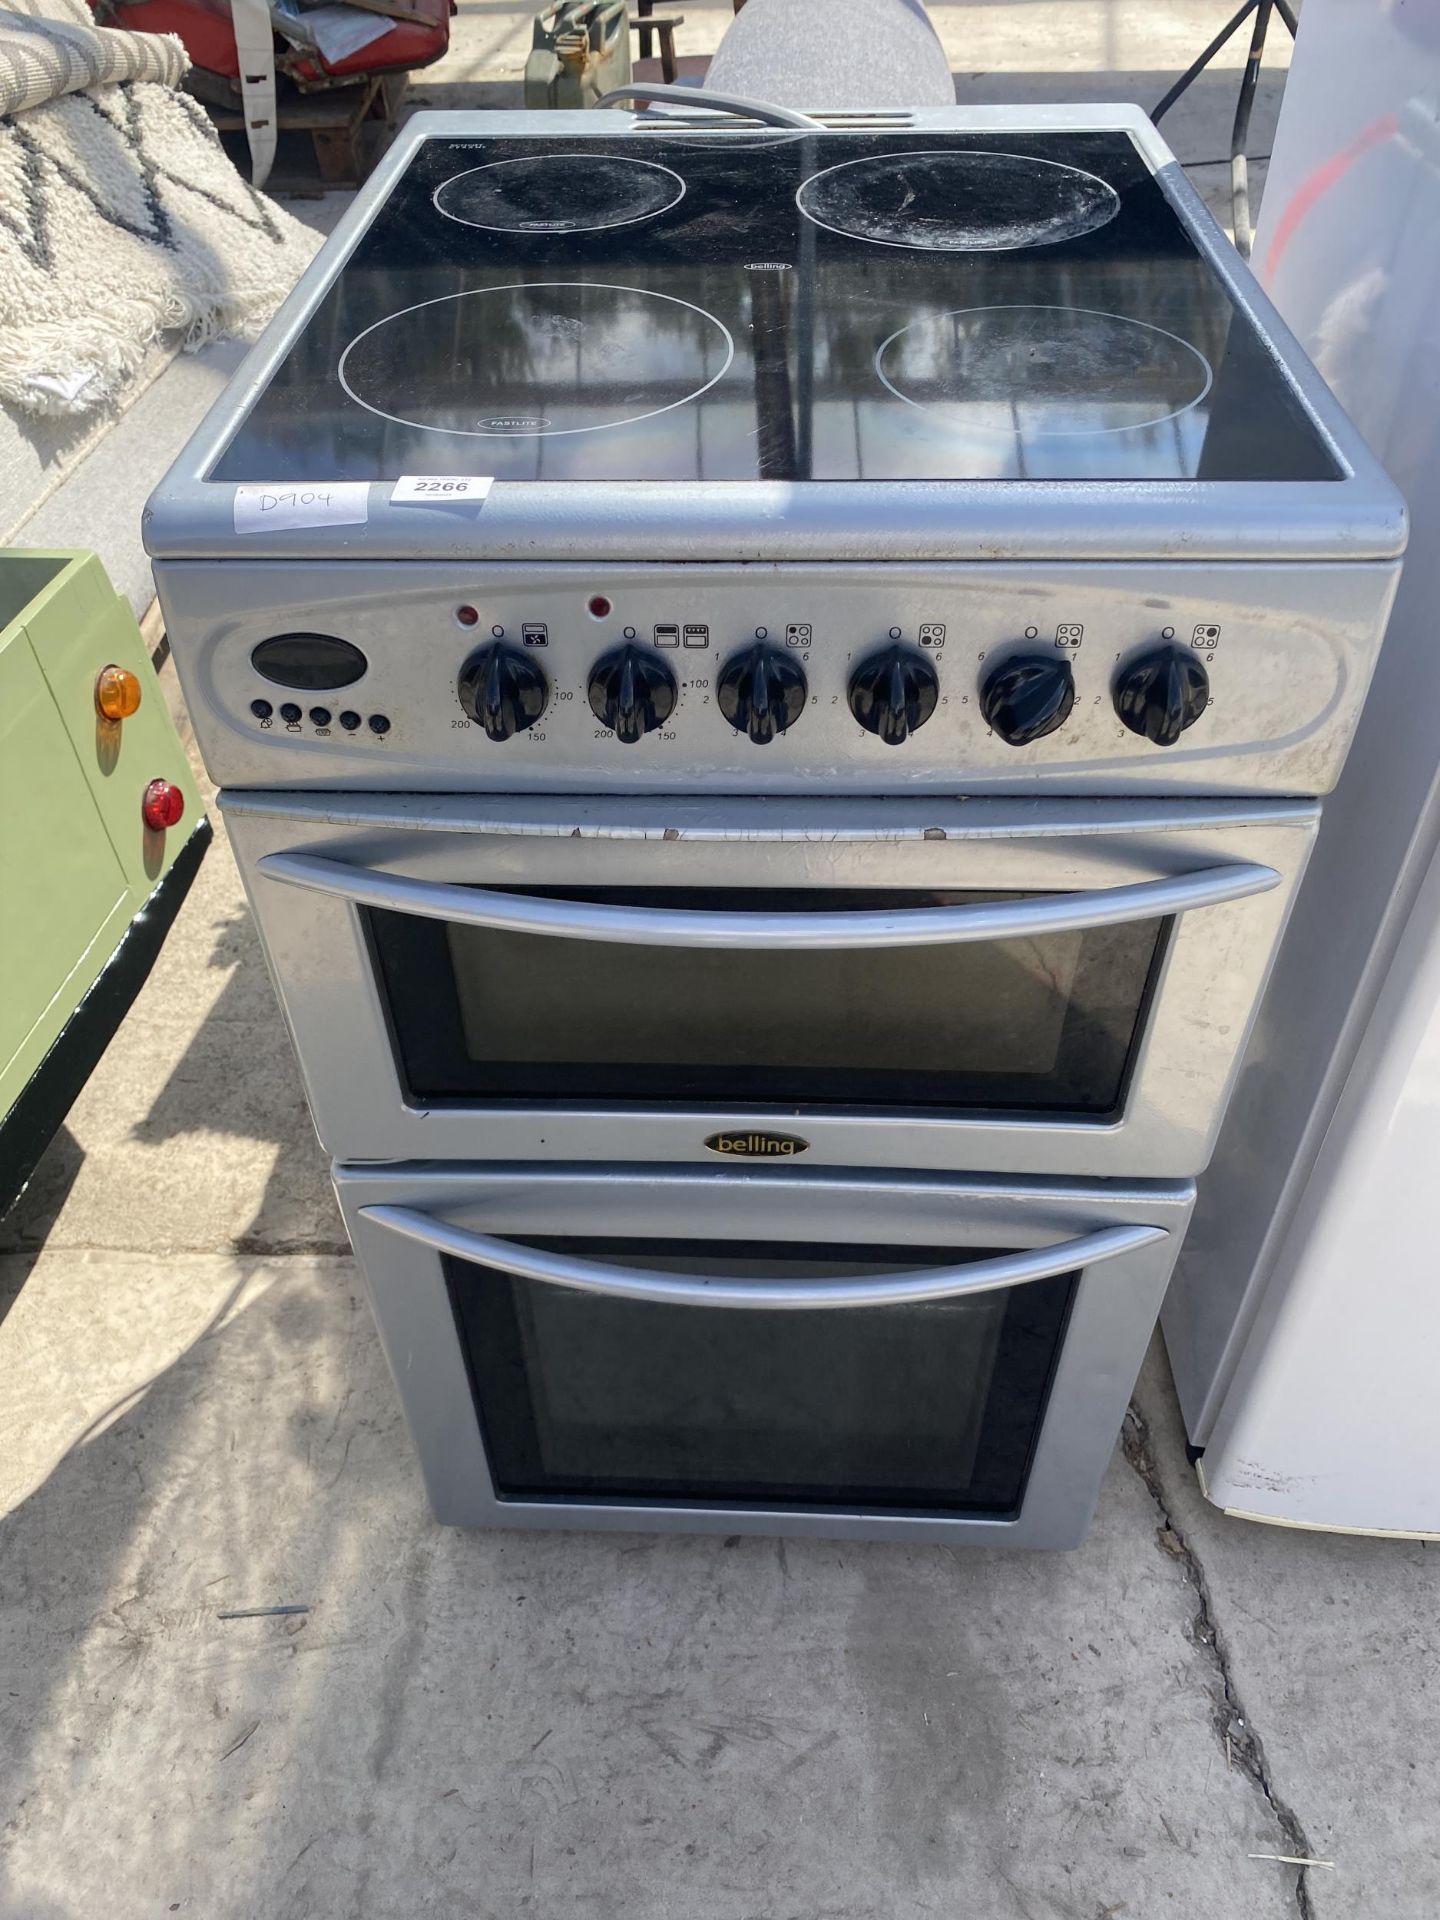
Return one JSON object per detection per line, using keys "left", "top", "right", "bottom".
{"left": 433, "top": 153, "right": 685, "bottom": 233}
{"left": 796, "top": 149, "right": 1121, "bottom": 252}
{"left": 337, "top": 282, "right": 735, "bottom": 438}
{"left": 875, "top": 304, "right": 1214, "bottom": 437}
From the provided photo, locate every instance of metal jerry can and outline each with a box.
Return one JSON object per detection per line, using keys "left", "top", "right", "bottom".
{"left": 523, "top": 0, "right": 632, "bottom": 110}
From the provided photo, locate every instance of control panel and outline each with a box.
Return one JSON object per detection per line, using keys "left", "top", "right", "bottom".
{"left": 155, "top": 560, "right": 1389, "bottom": 796}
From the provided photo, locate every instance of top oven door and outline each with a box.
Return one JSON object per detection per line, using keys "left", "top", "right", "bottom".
{"left": 225, "top": 793, "right": 1317, "bottom": 1177}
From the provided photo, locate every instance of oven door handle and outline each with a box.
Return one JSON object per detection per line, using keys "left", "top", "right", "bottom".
{"left": 257, "top": 852, "right": 1279, "bottom": 949}
{"left": 356, "top": 1206, "right": 1168, "bottom": 1309}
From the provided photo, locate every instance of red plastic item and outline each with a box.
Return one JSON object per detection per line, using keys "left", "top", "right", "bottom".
{"left": 142, "top": 779, "right": 186, "bottom": 832}
{"left": 96, "top": 0, "right": 450, "bottom": 85}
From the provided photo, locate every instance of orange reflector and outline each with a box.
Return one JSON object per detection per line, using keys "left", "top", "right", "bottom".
{"left": 141, "top": 778, "right": 185, "bottom": 832}
{"left": 96, "top": 664, "right": 142, "bottom": 721}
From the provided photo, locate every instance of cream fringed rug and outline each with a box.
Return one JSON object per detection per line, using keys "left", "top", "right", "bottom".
{"left": 0, "top": 1, "right": 320, "bottom": 416}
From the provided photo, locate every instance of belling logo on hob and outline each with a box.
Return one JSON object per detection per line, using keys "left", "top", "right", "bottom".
{"left": 704, "top": 1130, "right": 811, "bottom": 1158}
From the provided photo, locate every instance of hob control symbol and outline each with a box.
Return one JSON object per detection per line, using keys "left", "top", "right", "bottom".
{"left": 848, "top": 643, "right": 940, "bottom": 746}
{"left": 1114, "top": 646, "right": 1210, "bottom": 746}
{"left": 457, "top": 641, "right": 549, "bottom": 742}
{"left": 717, "top": 642, "right": 807, "bottom": 746}
{"left": 588, "top": 643, "right": 677, "bottom": 743}
{"left": 979, "top": 654, "right": 1075, "bottom": 746}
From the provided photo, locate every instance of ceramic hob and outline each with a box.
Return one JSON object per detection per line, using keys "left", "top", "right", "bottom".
{"left": 146, "top": 107, "right": 1404, "bottom": 568}
{"left": 206, "top": 127, "right": 1336, "bottom": 487}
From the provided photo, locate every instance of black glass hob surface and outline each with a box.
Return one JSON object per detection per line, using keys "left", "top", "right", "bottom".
{"left": 210, "top": 130, "right": 1339, "bottom": 486}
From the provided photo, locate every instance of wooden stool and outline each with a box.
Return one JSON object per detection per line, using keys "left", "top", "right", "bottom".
{"left": 633, "top": 0, "right": 745, "bottom": 80}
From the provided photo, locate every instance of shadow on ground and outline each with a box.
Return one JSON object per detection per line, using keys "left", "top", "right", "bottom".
{"left": 0, "top": 1283, "right": 1306, "bottom": 1920}
{"left": 0, "top": 819, "right": 341, "bottom": 1264}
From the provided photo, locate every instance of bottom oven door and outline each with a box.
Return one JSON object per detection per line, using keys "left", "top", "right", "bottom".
{"left": 337, "top": 1166, "right": 1194, "bottom": 1547}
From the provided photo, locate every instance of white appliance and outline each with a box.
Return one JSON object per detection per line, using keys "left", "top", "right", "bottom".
{"left": 1161, "top": 0, "right": 1440, "bottom": 1533}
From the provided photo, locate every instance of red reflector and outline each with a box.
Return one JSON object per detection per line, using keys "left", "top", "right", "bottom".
{"left": 142, "top": 779, "right": 185, "bottom": 831}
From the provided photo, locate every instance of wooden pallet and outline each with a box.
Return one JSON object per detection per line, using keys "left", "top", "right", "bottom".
{"left": 190, "top": 68, "right": 407, "bottom": 185}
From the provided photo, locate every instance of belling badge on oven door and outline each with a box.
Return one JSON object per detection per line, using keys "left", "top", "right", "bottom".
{"left": 704, "top": 1130, "right": 811, "bottom": 1158}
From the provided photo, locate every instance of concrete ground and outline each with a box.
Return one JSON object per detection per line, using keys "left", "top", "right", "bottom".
{"left": 7, "top": 6, "right": 1440, "bottom": 1918}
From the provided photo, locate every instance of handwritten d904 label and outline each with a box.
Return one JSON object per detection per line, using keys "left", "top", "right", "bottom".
{"left": 391, "top": 475, "right": 495, "bottom": 508}
{"left": 233, "top": 483, "right": 369, "bottom": 534}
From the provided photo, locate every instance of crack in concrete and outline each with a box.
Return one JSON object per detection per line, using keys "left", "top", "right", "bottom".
{"left": 1121, "top": 1401, "right": 1318, "bottom": 1920}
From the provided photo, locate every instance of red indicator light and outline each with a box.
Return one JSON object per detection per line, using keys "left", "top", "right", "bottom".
{"left": 142, "top": 779, "right": 185, "bottom": 831}
{"left": 587, "top": 594, "right": 613, "bottom": 620}
{"left": 456, "top": 605, "right": 480, "bottom": 627}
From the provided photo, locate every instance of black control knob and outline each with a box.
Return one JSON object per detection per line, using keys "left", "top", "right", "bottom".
{"left": 848, "top": 644, "right": 940, "bottom": 746}
{"left": 1114, "top": 646, "right": 1210, "bottom": 747}
{"left": 587, "top": 643, "right": 677, "bottom": 744}
{"left": 979, "top": 654, "right": 1075, "bottom": 747}
{"left": 717, "top": 642, "right": 807, "bottom": 746}
{"left": 457, "top": 642, "right": 549, "bottom": 742}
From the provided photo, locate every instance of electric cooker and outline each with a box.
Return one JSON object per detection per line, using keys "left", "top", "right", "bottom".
{"left": 144, "top": 106, "right": 1403, "bottom": 1545}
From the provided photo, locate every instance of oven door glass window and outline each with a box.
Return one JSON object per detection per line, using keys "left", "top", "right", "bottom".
{"left": 368, "top": 888, "right": 1166, "bottom": 1115}
{"left": 448, "top": 1240, "right": 1075, "bottom": 1515}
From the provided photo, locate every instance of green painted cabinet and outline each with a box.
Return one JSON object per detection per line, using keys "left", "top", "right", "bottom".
{"left": 0, "top": 552, "right": 208, "bottom": 1214}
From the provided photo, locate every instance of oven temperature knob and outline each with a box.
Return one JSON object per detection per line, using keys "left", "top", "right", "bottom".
{"left": 1113, "top": 646, "right": 1210, "bottom": 747}
{"left": 457, "top": 642, "right": 549, "bottom": 742}
{"left": 847, "top": 644, "right": 940, "bottom": 746}
{"left": 979, "top": 654, "right": 1075, "bottom": 746}
{"left": 717, "top": 642, "right": 807, "bottom": 745}
{"left": 588, "top": 644, "right": 677, "bottom": 744}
